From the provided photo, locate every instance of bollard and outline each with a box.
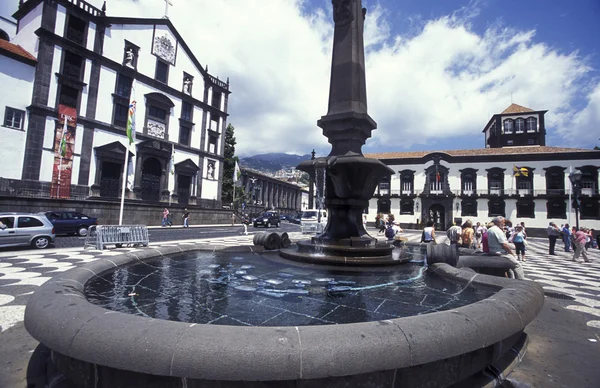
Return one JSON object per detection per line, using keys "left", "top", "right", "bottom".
{"left": 253, "top": 232, "right": 282, "bottom": 250}
{"left": 426, "top": 243, "right": 458, "bottom": 267}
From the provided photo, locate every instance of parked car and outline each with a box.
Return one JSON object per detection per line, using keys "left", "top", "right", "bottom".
{"left": 253, "top": 211, "right": 280, "bottom": 228}
{"left": 38, "top": 211, "right": 98, "bottom": 237}
{"left": 0, "top": 213, "right": 56, "bottom": 249}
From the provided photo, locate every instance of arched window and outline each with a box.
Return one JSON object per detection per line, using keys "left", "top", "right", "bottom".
{"left": 487, "top": 168, "right": 505, "bottom": 195}
{"left": 399, "top": 170, "right": 415, "bottom": 195}
{"left": 503, "top": 119, "right": 513, "bottom": 134}
{"left": 544, "top": 167, "right": 565, "bottom": 195}
{"left": 460, "top": 168, "right": 477, "bottom": 195}
{"left": 400, "top": 200, "right": 414, "bottom": 215}
{"left": 515, "top": 118, "right": 525, "bottom": 133}
{"left": 516, "top": 199, "right": 535, "bottom": 218}
{"left": 488, "top": 199, "right": 505, "bottom": 217}
{"left": 461, "top": 200, "right": 477, "bottom": 217}
{"left": 546, "top": 199, "right": 566, "bottom": 219}
{"left": 526, "top": 117, "right": 537, "bottom": 132}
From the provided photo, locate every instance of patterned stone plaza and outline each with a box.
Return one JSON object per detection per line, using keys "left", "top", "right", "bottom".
{"left": 2, "top": 229, "right": 599, "bottom": 332}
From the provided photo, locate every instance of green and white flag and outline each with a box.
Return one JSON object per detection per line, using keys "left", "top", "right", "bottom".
{"left": 59, "top": 127, "right": 67, "bottom": 157}
{"left": 126, "top": 81, "right": 136, "bottom": 145}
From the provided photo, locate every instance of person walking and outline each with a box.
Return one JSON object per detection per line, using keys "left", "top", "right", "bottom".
{"left": 547, "top": 222, "right": 560, "bottom": 255}
{"left": 182, "top": 208, "right": 190, "bottom": 228}
{"left": 421, "top": 220, "right": 436, "bottom": 244}
{"left": 562, "top": 223, "right": 572, "bottom": 252}
{"left": 512, "top": 225, "right": 527, "bottom": 262}
{"left": 572, "top": 227, "right": 591, "bottom": 263}
{"left": 241, "top": 214, "right": 249, "bottom": 235}
{"left": 485, "top": 216, "right": 525, "bottom": 279}
{"left": 162, "top": 208, "right": 170, "bottom": 227}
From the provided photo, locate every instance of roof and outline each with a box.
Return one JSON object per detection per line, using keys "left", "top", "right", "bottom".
{"left": 0, "top": 38, "right": 36, "bottom": 65}
{"left": 501, "top": 103, "right": 535, "bottom": 114}
{"left": 365, "top": 146, "right": 599, "bottom": 160}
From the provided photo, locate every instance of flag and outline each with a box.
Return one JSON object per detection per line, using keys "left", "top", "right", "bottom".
{"left": 59, "top": 126, "right": 67, "bottom": 157}
{"left": 233, "top": 160, "right": 241, "bottom": 183}
{"left": 436, "top": 172, "right": 441, "bottom": 182}
{"left": 513, "top": 165, "right": 528, "bottom": 177}
{"left": 126, "top": 81, "right": 136, "bottom": 145}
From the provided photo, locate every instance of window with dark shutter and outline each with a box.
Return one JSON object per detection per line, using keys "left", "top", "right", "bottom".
{"left": 155, "top": 60, "right": 169, "bottom": 84}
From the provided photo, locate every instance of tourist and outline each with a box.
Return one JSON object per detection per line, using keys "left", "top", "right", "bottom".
{"left": 162, "top": 208, "right": 171, "bottom": 227}
{"left": 446, "top": 222, "right": 462, "bottom": 252}
{"left": 475, "top": 222, "right": 486, "bottom": 249}
{"left": 241, "top": 214, "right": 249, "bottom": 236}
{"left": 547, "top": 222, "right": 560, "bottom": 255}
{"left": 376, "top": 213, "right": 386, "bottom": 235}
{"left": 562, "top": 223, "right": 572, "bottom": 252}
{"left": 182, "top": 208, "right": 190, "bottom": 228}
{"left": 585, "top": 228, "right": 593, "bottom": 250}
{"left": 421, "top": 220, "right": 436, "bottom": 244}
{"left": 511, "top": 225, "right": 527, "bottom": 262}
{"left": 485, "top": 216, "right": 525, "bottom": 279}
{"left": 461, "top": 220, "right": 474, "bottom": 249}
{"left": 572, "top": 227, "right": 591, "bottom": 263}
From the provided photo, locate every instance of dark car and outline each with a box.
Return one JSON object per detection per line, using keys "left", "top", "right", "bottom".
{"left": 253, "top": 212, "right": 280, "bottom": 228}
{"left": 38, "top": 211, "right": 98, "bottom": 237}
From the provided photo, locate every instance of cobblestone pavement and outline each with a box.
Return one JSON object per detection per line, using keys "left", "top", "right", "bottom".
{"left": 1, "top": 230, "right": 599, "bottom": 333}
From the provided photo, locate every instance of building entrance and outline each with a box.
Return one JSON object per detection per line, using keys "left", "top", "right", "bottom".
{"left": 100, "top": 161, "right": 121, "bottom": 198}
{"left": 428, "top": 204, "right": 445, "bottom": 230}
{"left": 141, "top": 157, "right": 161, "bottom": 201}
{"left": 177, "top": 174, "right": 191, "bottom": 205}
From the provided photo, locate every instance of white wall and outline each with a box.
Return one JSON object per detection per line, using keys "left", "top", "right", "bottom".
{"left": 47, "top": 46, "right": 63, "bottom": 108}
{"left": 12, "top": 1, "right": 42, "bottom": 55}
{"left": 0, "top": 56, "right": 34, "bottom": 179}
{"left": 370, "top": 156, "right": 600, "bottom": 230}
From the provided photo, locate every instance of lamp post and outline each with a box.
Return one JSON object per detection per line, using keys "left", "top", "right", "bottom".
{"left": 569, "top": 170, "right": 583, "bottom": 230}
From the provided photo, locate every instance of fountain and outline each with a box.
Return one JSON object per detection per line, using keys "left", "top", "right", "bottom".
{"left": 24, "top": 1, "right": 544, "bottom": 387}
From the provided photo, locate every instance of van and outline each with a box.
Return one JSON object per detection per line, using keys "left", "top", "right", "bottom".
{"left": 300, "top": 209, "right": 328, "bottom": 234}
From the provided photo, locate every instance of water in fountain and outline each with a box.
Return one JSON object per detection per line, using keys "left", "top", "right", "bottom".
{"left": 86, "top": 250, "right": 495, "bottom": 327}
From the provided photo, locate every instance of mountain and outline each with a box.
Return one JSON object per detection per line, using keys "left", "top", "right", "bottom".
{"left": 240, "top": 153, "right": 311, "bottom": 174}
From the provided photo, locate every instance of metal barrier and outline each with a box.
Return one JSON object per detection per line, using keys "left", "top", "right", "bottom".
{"left": 84, "top": 225, "right": 149, "bottom": 250}
{"left": 301, "top": 222, "right": 325, "bottom": 234}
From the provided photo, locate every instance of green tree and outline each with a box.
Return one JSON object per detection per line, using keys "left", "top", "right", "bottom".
{"left": 221, "top": 123, "right": 244, "bottom": 207}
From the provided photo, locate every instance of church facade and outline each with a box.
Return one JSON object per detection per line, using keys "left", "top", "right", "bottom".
{"left": 1, "top": 0, "right": 229, "bottom": 213}
{"left": 367, "top": 104, "right": 600, "bottom": 236}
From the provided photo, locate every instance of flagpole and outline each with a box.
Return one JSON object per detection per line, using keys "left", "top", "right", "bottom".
{"left": 118, "top": 141, "right": 129, "bottom": 225}
{"left": 568, "top": 166, "right": 572, "bottom": 226}
{"left": 119, "top": 80, "right": 136, "bottom": 226}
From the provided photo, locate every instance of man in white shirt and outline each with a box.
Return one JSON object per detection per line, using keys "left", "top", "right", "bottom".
{"left": 486, "top": 216, "right": 525, "bottom": 279}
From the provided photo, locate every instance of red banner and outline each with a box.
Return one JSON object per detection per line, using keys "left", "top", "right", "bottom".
{"left": 51, "top": 105, "right": 77, "bottom": 199}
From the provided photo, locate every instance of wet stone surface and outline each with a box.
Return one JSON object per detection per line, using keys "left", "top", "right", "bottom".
{"left": 85, "top": 250, "right": 495, "bottom": 326}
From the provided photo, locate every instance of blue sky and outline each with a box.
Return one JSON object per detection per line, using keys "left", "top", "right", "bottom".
{"left": 2, "top": 0, "right": 599, "bottom": 156}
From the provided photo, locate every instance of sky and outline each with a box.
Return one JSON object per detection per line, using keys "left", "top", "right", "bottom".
{"left": 2, "top": 0, "right": 600, "bottom": 157}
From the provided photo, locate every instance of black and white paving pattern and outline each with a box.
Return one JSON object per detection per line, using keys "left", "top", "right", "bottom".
{"left": 1, "top": 231, "right": 599, "bottom": 332}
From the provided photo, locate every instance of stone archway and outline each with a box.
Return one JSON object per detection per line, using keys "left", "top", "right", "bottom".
{"left": 141, "top": 157, "right": 162, "bottom": 201}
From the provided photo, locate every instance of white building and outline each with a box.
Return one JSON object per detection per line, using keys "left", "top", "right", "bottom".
{"left": 367, "top": 104, "right": 600, "bottom": 235}
{"left": 1, "top": 0, "right": 230, "bottom": 206}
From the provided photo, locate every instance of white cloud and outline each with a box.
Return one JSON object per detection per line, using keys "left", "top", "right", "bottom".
{"left": 106, "top": 0, "right": 599, "bottom": 155}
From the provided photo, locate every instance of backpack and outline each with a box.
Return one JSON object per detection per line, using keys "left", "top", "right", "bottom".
{"left": 385, "top": 226, "right": 395, "bottom": 239}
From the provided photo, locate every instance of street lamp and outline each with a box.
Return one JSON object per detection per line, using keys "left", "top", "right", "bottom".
{"left": 569, "top": 170, "right": 583, "bottom": 230}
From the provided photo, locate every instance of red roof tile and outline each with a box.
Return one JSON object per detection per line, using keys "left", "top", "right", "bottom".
{"left": 365, "top": 146, "right": 598, "bottom": 160}
{"left": 0, "top": 39, "right": 37, "bottom": 63}
{"left": 501, "top": 103, "right": 535, "bottom": 114}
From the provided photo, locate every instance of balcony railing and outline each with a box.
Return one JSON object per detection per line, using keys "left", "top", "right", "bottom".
{"left": 373, "top": 188, "right": 577, "bottom": 198}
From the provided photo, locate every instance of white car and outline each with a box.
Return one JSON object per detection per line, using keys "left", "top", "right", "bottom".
{"left": 0, "top": 213, "right": 56, "bottom": 249}
{"left": 300, "top": 209, "right": 328, "bottom": 234}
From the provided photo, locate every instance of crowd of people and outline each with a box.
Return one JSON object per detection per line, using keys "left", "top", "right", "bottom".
{"left": 374, "top": 212, "right": 598, "bottom": 280}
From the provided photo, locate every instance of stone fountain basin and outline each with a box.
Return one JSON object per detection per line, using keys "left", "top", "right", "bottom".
{"left": 24, "top": 245, "right": 544, "bottom": 387}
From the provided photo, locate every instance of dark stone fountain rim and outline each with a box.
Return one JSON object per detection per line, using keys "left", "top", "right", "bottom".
{"left": 24, "top": 244, "right": 545, "bottom": 382}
